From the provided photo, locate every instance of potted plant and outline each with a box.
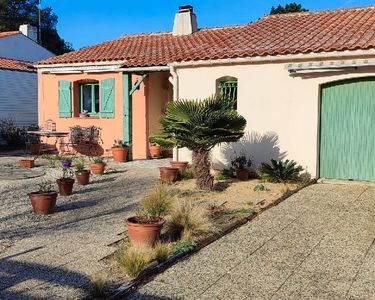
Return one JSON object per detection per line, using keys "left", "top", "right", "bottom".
{"left": 90, "top": 156, "right": 106, "bottom": 175}
{"left": 159, "top": 166, "right": 179, "bottom": 182}
{"left": 19, "top": 157, "right": 35, "bottom": 168}
{"left": 112, "top": 139, "right": 128, "bottom": 162}
{"left": 56, "top": 159, "right": 75, "bottom": 196}
{"left": 125, "top": 183, "right": 172, "bottom": 246}
{"left": 74, "top": 158, "right": 90, "bottom": 185}
{"left": 148, "top": 133, "right": 162, "bottom": 158}
{"left": 27, "top": 182, "right": 58, "bottom": 215}
{"left": 231, "top": 155, "right": 252, "bottom": 181}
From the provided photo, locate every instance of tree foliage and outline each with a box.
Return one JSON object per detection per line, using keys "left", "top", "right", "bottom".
{"left": 159, "top": 95, "right": 247, "bottom": 190}
{"left": 0, "top": 0, "right": 73, "bottom": 55}
{"left": 270, "top": 2, "right": 309, "bottom": 15}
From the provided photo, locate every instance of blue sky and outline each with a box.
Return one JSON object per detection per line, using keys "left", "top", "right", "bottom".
{"left": 42, "top": 0, "right": 375, "bottom": 50}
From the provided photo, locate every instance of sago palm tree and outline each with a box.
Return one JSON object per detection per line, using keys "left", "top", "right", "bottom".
{"left": 160, "top": 95, "right": 246, "bottom": 190}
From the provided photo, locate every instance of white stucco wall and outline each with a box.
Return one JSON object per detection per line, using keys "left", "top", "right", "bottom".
{"left": 0, "top": 69, "right": 38, "bottom": 127}
{"left": 0, "top": 34, "right": 54, "bottom": 62}
{"left": 175, "top": 60, "right": 375, "bottom": 177}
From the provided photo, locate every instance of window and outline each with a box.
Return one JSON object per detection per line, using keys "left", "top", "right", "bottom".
{"left": 79, "top": 82, "right": 100, "bottom": 115}
{"left": 217, "top": 77, "right": 238, "bottom": 109}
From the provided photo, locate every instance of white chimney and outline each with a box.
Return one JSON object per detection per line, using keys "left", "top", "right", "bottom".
{"left": 19, "top": 24, "right": 38, "bottom": 43}
{"left": 173, "top": 5, "right": 198, "bottom": 36}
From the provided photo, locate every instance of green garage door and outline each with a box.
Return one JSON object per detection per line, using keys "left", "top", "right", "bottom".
{"left": 320, "top": 78, "right": 375, "bottom": 181}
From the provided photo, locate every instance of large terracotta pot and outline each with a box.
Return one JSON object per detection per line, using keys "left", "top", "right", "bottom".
{"left": 90, "top": 162, "right": 106, "bottom": 175}
{"left": 149, "top": 145, "right": 161, "bottom": 158}
{"left": 236, "top": 168, "right": 249, "bottom": 181}
{"left": 28, "top": 191, "right": 58, "bottom": 215}
{"left": 170, "top": 161, "right": 189, "bottom": 172}
{"left": 112, "top": 147, "right": 128, "bottom": 162}
{"left": 125, "top": 217, "right": 165, "bottom": 246}
{"left": 30, "top": 143, "right": 42, "bottom": 155}
{"left": 56, "top": 178, "right": 74, "bottom": 196}
{"left": 159, "top": 167, "right": 179, "bottom": 182}
{"left": 19, "top": 159, "right": 34, "bottom": 168}
{"left": 75, "top": 171, "right": 90, "bottom": 185}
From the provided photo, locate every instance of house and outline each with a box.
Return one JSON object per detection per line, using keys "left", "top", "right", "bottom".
{"left": 0, "top": 25, "right": 54, "bottom": 126}
{"left": 36, "top": 5, "right": 375, "bottom": 181}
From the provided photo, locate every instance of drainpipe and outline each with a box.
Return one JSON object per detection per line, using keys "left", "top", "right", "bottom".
{"left": 169, "top": 65, "right": 179, "bottom": 161}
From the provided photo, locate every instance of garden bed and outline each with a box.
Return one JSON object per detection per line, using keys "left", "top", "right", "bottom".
{"left": 89, "top": 178, "right": 316, "bottom": 299}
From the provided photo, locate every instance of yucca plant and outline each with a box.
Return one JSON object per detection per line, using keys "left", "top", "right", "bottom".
{"left": 261, "top": 159, "right": 303, "bottom": 184}
{"left": 160, "top": 95, "right": 246, "bottom": 190}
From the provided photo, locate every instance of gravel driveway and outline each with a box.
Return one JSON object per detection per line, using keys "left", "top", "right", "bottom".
{"left": 0, "top": 155, "right": 168, "bottom": 299}
{"left": 130, "top": 183, "right": 375, "bottom": 300}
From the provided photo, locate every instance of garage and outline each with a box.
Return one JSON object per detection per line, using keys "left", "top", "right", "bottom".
{"left": 319, "top": 77, "right": 375, "bottom": 181}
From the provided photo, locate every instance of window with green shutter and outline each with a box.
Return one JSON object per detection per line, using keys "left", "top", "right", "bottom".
{"left": 79, "top": 82, "right": 100, "bottom": 116}
{"left": 217, "top": 77, "right": 238, "bottom": 109}
{"left": 58, "top": 80, "right": 72, "bottom": 118}
{"left": 100, "top": 78, "right": 115, "bottom": 118}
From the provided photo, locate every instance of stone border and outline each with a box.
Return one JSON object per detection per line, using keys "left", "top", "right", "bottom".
{"left": 109, "top": 179, "right": 318, "bottom": 299}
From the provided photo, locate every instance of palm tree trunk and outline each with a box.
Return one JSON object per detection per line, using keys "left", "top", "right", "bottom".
{"left": 192, "top": 148, "right": 213, "bottom": 190}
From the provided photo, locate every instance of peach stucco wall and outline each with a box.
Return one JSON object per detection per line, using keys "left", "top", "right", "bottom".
{"left": 38, "top": 71, "right": 171, "bottom": 159}
{"left": 175, "top": 60, "right": 375, "bottom": 177}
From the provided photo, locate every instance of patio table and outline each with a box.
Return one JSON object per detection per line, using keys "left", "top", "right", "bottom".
{"left": 27, "top": 130, "right": 69, "bottom": 154}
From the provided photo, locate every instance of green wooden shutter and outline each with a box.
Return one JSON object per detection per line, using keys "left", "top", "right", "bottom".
{"left": 100, "top": 78, "right": 115, "bottom": 118}
{"left": 58, "top": 80, "right": 72, "bottom": 118}
{"left": 320, "top": 78, "right": 375, "bottom": 181}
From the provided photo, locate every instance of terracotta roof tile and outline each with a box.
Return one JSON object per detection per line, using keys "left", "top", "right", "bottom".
{"left": 0, "top": 57, "right": 36, "bottom": 72}
{"left": 38, "top": 5, "right": 375, "bottom": 67}
{"left": 0, "top": 31, "right": 20, "bottom": 38}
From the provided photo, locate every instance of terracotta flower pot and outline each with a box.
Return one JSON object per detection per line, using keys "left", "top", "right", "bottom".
{"left": 30, "top": 143, "right": 42, "bottom": 155}
{"left": 19, "top": 159, "right": 34, "bottom": 168}
{"left": 112, "top": 147, "right": 128, "bottom": 162}
{"left": 149, "top": 145, "right": 161, "bottom": 158}
{"left": 75, "top": 171, "right": 90, "bottom": 185}
{"left": 170, "top": 161, "right": 189, "bottom": 172}
{"left": 90, "top": 162, "right": 106, "bottom": 175}
{"left": 159, "top": 167, "right": 179, "bottom": 182}
{"left": 125, "top": 217, "right": 165, "bottom": 246}
{"left": 28, "top": 191, "right": 58, "bottom": 215}
{"left": 236, "top": 168, "right": 249, "bottom": 181}
{"left": 56, "top": 178, "right": 74, "bottom": 196}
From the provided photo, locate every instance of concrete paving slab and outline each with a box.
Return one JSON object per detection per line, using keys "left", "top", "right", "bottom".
{"left": 130, "top": 183, "right": 375, "bottom": 300}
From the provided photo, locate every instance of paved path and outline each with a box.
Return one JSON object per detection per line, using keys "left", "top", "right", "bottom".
{"left": 0, "top": 158, "right": 168, "bottom": 299}
{"left": 130, "top": 183, "right": 375, "bottom": 300}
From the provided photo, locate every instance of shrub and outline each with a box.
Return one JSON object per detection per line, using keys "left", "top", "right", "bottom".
{"left": 166, "top": 200, "right": 213, "bottom": 241}
{"left": 253, "top": 184, "right": 266, "bottom": 192}
{"left": 180, "top": 168, "right": 194, "bottom": 180}
{"left": 172, "top": 240, "right": 197, "bottom": 256}
{"left": 92, "top": 156, "right": 104, "bottom": 163}
{"left": 298, "top": 172, "right": 312, "bottom": 185}
{"left": 139, "top": 183, "right": 173, "bottom": 220}
{"left": 116, "top": 246, "right": 151, "bottom": 279}
{"left": 231, "top": 155, "right": 252, "bottom": 169}
{"left": 261, "top": 159, "right": 303, "bottom": 184}
{"left": 153, "top": 242, "right": 171, "bottom": 263}
{"left": 215, "top": 168, "right": 234, "bottom": 180}
{"left": 0, "top": 118, "right": 26, "bottom": 149}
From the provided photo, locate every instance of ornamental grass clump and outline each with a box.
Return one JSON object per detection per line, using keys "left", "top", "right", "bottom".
{"left": 138, "top": 182, "right": 172, "bottom": 222}
{"left": 166, "top": 199, "right": 213, "bottom": 241}
{"left": 116, "top": 246, "right": 152, "bottom": 279}
{"left": 153, "top": 242, "right": 172, "bottom": 263}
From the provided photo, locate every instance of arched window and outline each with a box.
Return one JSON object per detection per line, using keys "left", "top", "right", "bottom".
{"left": 216, "top": 76, "right": 238, "bottom": 108}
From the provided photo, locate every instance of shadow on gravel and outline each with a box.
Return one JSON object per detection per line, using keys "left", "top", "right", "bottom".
{"left": 57, "top": 199, "right": 99, "bottom": 212}
{"left": 92, "top": 177, "right": 117, "bottom": 184}
{"left": 126, "top": 292, "right": 178, "bottom": 300}
{"left": 0, "top": 248, "right": 89, "bottom": 299}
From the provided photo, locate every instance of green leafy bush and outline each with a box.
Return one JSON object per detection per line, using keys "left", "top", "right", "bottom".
{"left": 231, "top": 155, "right": 252, "bottom": 169}
{"left": 215, "top": 168, "right": 234, "bottom": 180}
{"left": 180, "top": 168, "right": 194, "bottom": 180}
{"left": 253, "top": 184, "right": 266, "bottom": 192}
{"left": 261, "top": 159, "right": 303, "bottom": 184}
{"left": 0, "top": 118, "right": 26, "bottom": 149}
{"left": 172, "top": 240, "right": 197, "bottom": 256}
